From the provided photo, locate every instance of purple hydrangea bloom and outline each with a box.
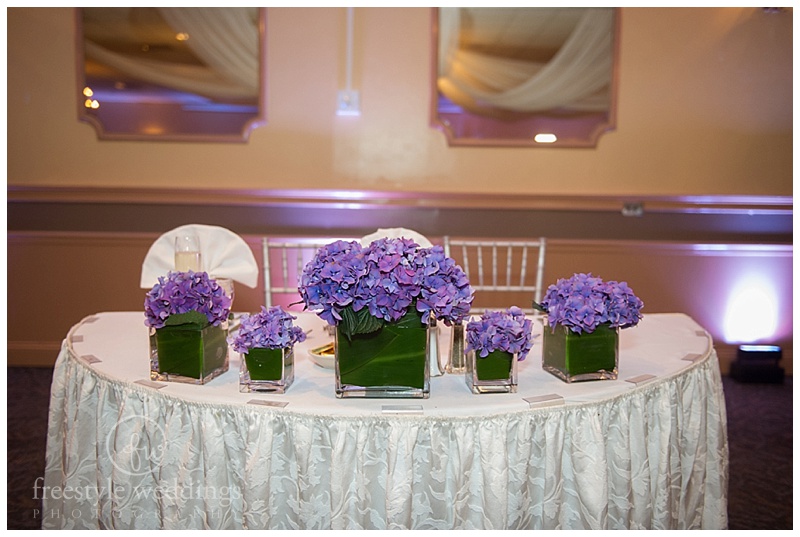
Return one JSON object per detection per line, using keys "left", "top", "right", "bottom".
{"left": 538, "top": 273, "right": 644, "bottom": 334}
{"left": 298, "top": 237, "right": 474, "bottom": 328}
{"left": 144, "top": 271, "right": 232, "bottom": 329}
{"left": 415, "top": 245, "right": 473, "bottom": 325}
{"left": 465, "top": 306, "right": 535, "bottom": 361}
{"left": 298, "top": 240, "right": 367, "bottom": 325}
{"left": 354, "top": 237, "right": 424, "bottom": 323}
{"left": 229, "top": 306, "right": 307, "bottom": 353}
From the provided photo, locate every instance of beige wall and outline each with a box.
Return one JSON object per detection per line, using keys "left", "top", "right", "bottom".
{"left": 6, "top": 7, "right": 793, "bottom": 374}
{"left": 7, "top": 7, "right": 792, "bottom": 196}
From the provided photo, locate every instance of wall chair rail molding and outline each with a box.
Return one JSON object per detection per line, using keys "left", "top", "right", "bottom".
{"left": 8, "top": 186, "right": 792, "bottom": 244}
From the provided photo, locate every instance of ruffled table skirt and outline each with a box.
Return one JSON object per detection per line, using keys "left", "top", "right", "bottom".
{"left": 42, "top": 312, "right": 728, "bottom": 529}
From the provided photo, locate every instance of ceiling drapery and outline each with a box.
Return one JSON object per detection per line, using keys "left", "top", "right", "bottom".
{"left": 83, "top": 7, "right": 259, "bottom": 102}
{"left": 438, "top": 8, "right": 614, "bottom": 117}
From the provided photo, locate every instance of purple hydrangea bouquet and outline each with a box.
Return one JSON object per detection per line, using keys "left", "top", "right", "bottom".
{"left": 535, "top": 273, "right": 644, "bottom": 383}
{"left": 299, "top": 238, "right": 473, "bottom": 338}
{"left": 534, "top": 272, "right": 644, "bottom": 334}
{"left": 299, "top": 237, "right": 473, "bottom": 398}
{"left": 230, "top": 306, "right": 306, "bottom": 354}
{"left": 465, "top": 307, "right": 534, "bottom": 393}
{"left": 145, "top": 271, "right": 232, "bottom": 384}
{"left": 230, "top": 306, "right": 306, "bottom": 393}
{"left": 145, "top": 271, "right": 231, "bottom": 329}
{"left": 466, "top": 306, "right": 535, "bottom": 360}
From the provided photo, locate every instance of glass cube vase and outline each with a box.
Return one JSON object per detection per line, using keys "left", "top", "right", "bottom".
{"left": 239, "top": 347, "right": 294, "bottom": 393}
{"left": 335, "top": 310, "right": 431, "bottom": 399}
{"left": 466, "top": 349, "right": 518, "bottom": 394}
{"left": 149, "top": 322, "right": 229, "bottom": 384}
{"left": 542, "top": 321, "right": 619, "bottom": 383}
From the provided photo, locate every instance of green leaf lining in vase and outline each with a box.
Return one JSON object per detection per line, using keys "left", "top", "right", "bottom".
{"left": 154, "top": 323, "right": 228, "bottom": 379}
{"left": 337, "top": 309, "right": 427, "bottom": 389}
{"left": 339, "top": 305, "right": 386, "bottom": 340}
{"left": 163, "top": 310, "right": 210, "bottom": 328}
{"left": 475, "top": 350, "right": 514, "bottom": 381}
{"left": 245, "top": 347, "right": 287, "bottom": 381}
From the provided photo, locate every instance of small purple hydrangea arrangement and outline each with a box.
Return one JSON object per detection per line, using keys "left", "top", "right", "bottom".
{"left": 230, "top": 306, "right": 307, "bottom": 354}
{"left": 144, "top": 271, "right": 232, "bottom": 329}
{"left": 535, "top": 272, "right": 644, "bottom": 334}
{"left": 299, "top": 237, "right": 473, "bottom": 339}
{"left": 466, "top": 306, "right": 535, "bottom": 361}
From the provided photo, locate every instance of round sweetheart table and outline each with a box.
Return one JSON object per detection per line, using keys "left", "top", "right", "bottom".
{"left": 42, "top": 311, "right": 728, "bottom": 529}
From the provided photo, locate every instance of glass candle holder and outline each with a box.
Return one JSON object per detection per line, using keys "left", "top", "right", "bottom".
{"left": 446, "top": 321, "right": 467, "bottom": 374}
{"left": 174, "top": 234, "right": 202, "bottom": 272}
{"left": 213, "top": 277, "right": 235, "bottom": 318}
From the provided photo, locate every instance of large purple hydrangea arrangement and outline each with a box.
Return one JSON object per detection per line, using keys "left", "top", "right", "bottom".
{"left": 299, "top": 238, "right": 473, "bottom": 338}
{"left": 466, "top": 307, "right": 535, "bottom": 361}
{"left": 535, "top": 273, "right": 643, "bottom": 334}
{"left": 229, "top": 306, "right": 306, "bottom": 354}
{"left": 144, "top": 271, "right": 231, "bottom": 329}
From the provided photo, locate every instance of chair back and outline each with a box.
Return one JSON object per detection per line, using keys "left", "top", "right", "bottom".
{"left": 443, "top": 237, "right": 546, "bottom": 314}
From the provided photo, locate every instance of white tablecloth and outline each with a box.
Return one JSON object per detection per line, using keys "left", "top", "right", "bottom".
{"left": 43, "top": 312, "right": 728, "bottom": 529}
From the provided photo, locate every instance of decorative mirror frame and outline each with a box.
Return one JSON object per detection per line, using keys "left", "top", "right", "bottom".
{"left": 430, "top": 8, "right": 620, "bottom": 148}
{"left": 75, "top": 7, "right": 267, "bottom": 143}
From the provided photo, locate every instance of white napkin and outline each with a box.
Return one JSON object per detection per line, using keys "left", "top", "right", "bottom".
{"left": 360, "top": 228, "right": 433, "bottom": 248}
{"left": 140, "top": 224, "right": 259, "bottom": 289}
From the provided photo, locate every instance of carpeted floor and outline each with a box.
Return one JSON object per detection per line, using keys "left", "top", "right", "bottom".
{"left": 723, "top": 373, "right": 793, "bottom": 530}
{"left": 6, "top": 367, "right": 793, "bottom": 530}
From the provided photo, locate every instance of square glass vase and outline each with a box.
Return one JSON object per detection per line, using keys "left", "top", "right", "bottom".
{"left": 149, "top": 322, "right": 229, "bottom": 384}
{"left": 239, "top": 347, "right": 294, "bottom": 393}
{"left": 466, "top": 349, "right": 518, "bottom": 394}
{"left": 335, "top": 310, "right": 431, "bottom": 399}
{"left": 542, "top": 321, "right": 619, "bottom": 383}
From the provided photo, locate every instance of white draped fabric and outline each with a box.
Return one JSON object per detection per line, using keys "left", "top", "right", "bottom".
{"left": 158, "top": 8, "right": 259, "bottom": 93}
{"left": 84, "top": 8, "right": 259, "bottom": 101}
{"left": 438, "top": 8, "right": 613, "bottom": 115}
{"left": 43, "top": 312, "right": 728, "bottom": 530}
